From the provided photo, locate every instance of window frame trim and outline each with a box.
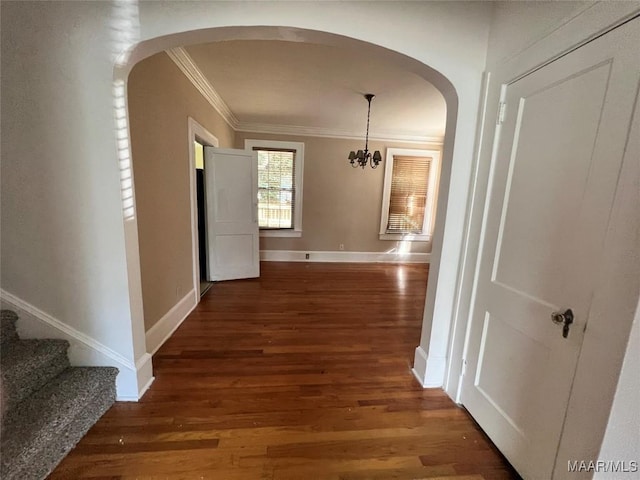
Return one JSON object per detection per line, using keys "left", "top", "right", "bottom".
{"left": 379, "top": 147, "right": 441, "bottom": 241}
{"left": 244, "top": 139, "right": 304, "bottom": 238}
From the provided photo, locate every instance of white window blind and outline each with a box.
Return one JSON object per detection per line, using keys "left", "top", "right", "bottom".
{"left": 254, "top": 148, "right": 296, "bottom": 229}
{"left": 386, "top": 155, "right": 432, "bottom": 233}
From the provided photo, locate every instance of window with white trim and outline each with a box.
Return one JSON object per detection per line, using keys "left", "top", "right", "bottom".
{"left": 244, "top": 139, "right": 304, "bottom": 238}
{"left": 379, "top": 148, "right": 441, "bottom": 241}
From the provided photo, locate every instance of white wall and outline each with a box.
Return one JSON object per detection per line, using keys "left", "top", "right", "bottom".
{"left": 595, "top": 301, "right": 640, "bottom": 478}
{"left": 0, "top": 1, "right": 492, "bottom": 398}
{"left": 486, "top": 1, "right": 596, "bottom": 66}
{"left": 0, "top": 1, "right": 149, "bottom": 398}
{"left": 1, "top": 1, "right": 127, "bottom": 353}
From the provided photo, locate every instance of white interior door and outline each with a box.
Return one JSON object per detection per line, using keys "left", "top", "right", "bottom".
{"left": 204, "top": 147, "right": 259, "bottom": 281}
{"left": 460, "top": 20, "right": 640, "bottom": 479}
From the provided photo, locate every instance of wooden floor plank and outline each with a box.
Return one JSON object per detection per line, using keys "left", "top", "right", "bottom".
{"left": 49, "top": 262, "right": 519, "bottom": 479}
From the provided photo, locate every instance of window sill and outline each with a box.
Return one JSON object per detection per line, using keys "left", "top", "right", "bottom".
{"left": 260, "top": 230, "right": 302, "bottom": 238}
{"left": 379, "top": 233, "right": 431, "bottom": 242}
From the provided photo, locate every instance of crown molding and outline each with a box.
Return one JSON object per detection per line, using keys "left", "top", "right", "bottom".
{"left": 166, "top": 48, "right": 239, "bottom": 129}
{"left": 166, "top": 48, "right": 443, "bottom": 145}
{"left": 237, "top": 123, "right": 444, "bottom": 145}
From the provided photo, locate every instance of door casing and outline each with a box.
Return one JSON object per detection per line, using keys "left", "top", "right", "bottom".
{"left": 187, "top": 117, "right": 219, "bottom": 300}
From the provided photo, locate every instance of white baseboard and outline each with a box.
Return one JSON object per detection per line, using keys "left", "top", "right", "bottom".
{"left": 145, "top": 289, "right": 196, "bottom": 355}
{"left": 115, "top": 353, "right": 155, "bottom": 402}
{"left": 136, "top": 353, "right": 155, "bottom": 399}
{"left": 0, "top": 289, "right": 147, "bottom": 400}
{"left": 412, "top": 345, "right": 446, "bottom": 388}
{"left": 423, "top": 354, "right": 447, "bottom": 388}
{"left": 260, "top": 250, "right": 430, "bottom": 263}
{"left": 412, "top": 346, "right": 429, "bottom": 386}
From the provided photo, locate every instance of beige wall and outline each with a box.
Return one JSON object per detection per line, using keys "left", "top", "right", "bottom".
{"left": 128, "top": 52, "right": 235, "bottom": 331}
{"left": 235, "top": 132, "right": 440, "bottom": 254}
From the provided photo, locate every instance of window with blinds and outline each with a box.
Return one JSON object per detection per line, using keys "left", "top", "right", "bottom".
{"left": 386, "top": 155, "right": 432, "bottom": 234}
{"left": 379, "top": 148, "right": 440, "bottom": 241}
{"left": 254, "top": 148, "right": 296, "bottom": 229}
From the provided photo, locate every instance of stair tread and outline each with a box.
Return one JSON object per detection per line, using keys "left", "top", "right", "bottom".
{"left": 1, "top": 338, "right": 69, "bottom": 370}
{"left": 1, "top": 339, "right": 71, "bottom": 408}
{"left": 1, "top": 367, "right": 118, "bottom": 466}
{"left": 0, "top": 310, "right": 119, "bottom": 479}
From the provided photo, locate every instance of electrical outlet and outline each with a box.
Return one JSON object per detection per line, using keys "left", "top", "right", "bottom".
{"left": 339, "top": 243, "right": 344, "bottom": 250}
{"left": 305, "top": 253, "right": 310, "bottom": 259}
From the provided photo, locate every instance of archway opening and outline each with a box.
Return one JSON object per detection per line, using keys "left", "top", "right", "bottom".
{"left": 117, "top": 26, "right": 459, "bottom": 395}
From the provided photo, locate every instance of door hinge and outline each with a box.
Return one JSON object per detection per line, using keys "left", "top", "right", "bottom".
{"left": 461, "top": 358, "right": 467, "bottom": 377}
{"left": 497, "top": 102, "right": 507, "bottom": 125}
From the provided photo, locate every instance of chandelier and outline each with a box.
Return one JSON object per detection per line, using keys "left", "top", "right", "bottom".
{"left": 348, "top": 94, "right": 382, "bottom": 169}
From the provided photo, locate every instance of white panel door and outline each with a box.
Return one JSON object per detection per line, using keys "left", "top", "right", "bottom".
{"left": 460, "top": 19, "right": 640, "bottom": 479}
{"left": 204, "top": 147, "right": 259, "bottom": 281}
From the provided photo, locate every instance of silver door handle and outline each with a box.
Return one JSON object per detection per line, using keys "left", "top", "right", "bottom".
{"left": 551, "top": 309, "right": 574, "bottom": 338}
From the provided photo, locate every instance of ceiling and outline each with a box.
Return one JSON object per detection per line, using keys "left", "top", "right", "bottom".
{"left": 182, "top": 40, "right": 447, "bottom": 142}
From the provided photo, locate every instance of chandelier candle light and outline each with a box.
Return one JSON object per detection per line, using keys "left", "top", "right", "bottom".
{"left": 348, "top": 93, "right": 382, "bottom": 169}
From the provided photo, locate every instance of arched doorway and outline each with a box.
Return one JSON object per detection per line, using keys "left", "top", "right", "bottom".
{"left": 117, "top": 24, "right": 468, "bottom": 399}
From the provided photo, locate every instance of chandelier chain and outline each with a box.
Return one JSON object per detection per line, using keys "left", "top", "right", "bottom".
{"left": 365, "top": 95, "right": 371, "bottom": 154}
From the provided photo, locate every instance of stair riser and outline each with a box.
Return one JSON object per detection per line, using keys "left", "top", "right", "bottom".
{"left": 3, "top": 351, "right": 70, "bottom": 411}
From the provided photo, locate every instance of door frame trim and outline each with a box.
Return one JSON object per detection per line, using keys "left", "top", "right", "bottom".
{"left": 507, "top": 10, "right": 640, "bottom": 86}
{"left": 187, "top": 117, "right": 219, "bottom": 300}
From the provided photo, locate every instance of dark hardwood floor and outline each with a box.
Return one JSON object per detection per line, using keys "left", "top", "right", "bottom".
{"left": 49, "top": 262, "right": 519, "bottom": 479}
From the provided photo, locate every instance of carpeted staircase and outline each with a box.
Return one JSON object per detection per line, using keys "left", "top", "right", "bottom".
{"left": 0, "top": 309, "right": 118, "bottom": 479}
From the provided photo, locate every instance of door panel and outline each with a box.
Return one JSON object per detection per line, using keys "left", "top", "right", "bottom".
{"left": 475, "top": 312, "right": 548, "bottom": 426}
{"left": 493, "top": 62, "right": 610, "bottom": 304}
{"left": 212, "top": 158, "right": 254, "bottom": 223}
{"left": 461, "top": 19, "right": 640, "bottom": 479}
{"left": 204, "top": 147, "right": 259, "bottom": 281}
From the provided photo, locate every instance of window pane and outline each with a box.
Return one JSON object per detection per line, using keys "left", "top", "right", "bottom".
{"left": 387, "top": 155, "right": 431, "bottom": 234}
{"left": 254, "top": 149, "right": 295, "bottom": 229}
